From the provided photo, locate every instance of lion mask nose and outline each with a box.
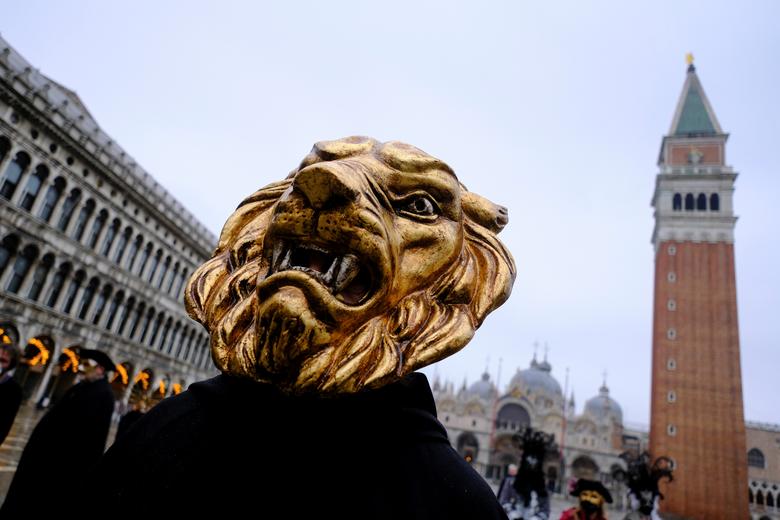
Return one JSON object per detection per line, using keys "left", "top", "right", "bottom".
{"left": 293, "top": 163, "right": 362, "bottom": 210}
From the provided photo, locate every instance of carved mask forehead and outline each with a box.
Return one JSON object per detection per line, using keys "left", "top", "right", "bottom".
{"left": 185, "top": 136, "right": 515, "bottom": 395}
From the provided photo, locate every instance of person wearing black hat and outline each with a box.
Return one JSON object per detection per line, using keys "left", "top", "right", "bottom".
{"left": 508, "top": 426, "right": 555, "bottom": 519}
{"left": 559, "top": 478, "right": 613, "bottom": 520}
{"left": 0, "top": 349, "right": 116, "bottom": 517}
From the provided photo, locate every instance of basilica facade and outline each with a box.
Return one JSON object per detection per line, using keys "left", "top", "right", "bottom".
{"left": 0, "top": 35, "right": 217, "bottom": 409}
{"left": 433, "top": 354, "right": 647, "bottom": 506}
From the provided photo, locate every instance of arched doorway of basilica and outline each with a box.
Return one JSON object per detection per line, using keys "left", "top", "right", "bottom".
{"left": 571, "top": 455, "right": 600, "bottom": 480}
{"left": 16, "top": 335, "right": 54, "bottom": 400}
{"left": 496, "top": 403, "right": 531, "bottom": 432}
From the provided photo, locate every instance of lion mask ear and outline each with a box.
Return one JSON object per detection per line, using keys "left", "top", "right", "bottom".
{"left": 434, "top": 189, "right": 515, "bottom": 327}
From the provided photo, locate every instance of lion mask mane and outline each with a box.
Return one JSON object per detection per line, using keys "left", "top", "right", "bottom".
{"left": 186, "top": 136, "right": 515, "bottom": 394}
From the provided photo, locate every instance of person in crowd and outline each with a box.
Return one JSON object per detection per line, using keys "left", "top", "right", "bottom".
{"left": 511, "top": 427, "right": 554, "bottom": 519}
{"left": 0, "top": 342, "right": 22, "bottom": 445}
{"left": 498, "top": 463, "right": 522, "bottom": 509}
{"left": 560, "top": 479, "right": 613, "bottom": 520}
{"left": 1, "top": 349, "right": 116, "bottom": 516}
{"left": 620, "top": 451, "right": 673, "bottom": 520}
{"left": 114, "top": 398, "right": 147, "bottom": 442}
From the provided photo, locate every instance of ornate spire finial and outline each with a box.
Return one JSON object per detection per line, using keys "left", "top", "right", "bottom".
{"left": 600, "top": 370, "right": 609, "bottom": 395}
{"left": 686, "top": 52, "right": 695, "bottom": 72}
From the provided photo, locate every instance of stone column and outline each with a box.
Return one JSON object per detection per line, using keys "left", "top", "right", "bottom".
{"left": 183, "top": 331, "right": 195, "bottom": 363}
{"left": 38, "top": 262, "right": 59, "bottom": 305}
{"left": 109, "top": 298, "right": 132, "bottom": 335}
{"left": 0, "top": 145, "right": 17, "bottom": 181}
{"left": 28, "top": 174, "right": 55, "bottom": 217}
{"left": 166, "top": 325, "right": 180, "bottom": 356}
{"left": 65, "top": 283, "right": 87, "bottom": 316}
{"left": 47, "top": 185, "right": 71, "bottom": 230}
{"left": 0, "top": 251, "right": 19, "bottom": 289}
{"left": 139, "top": 247, "right": 157, "bottom": 282}
{"left": 7, "top": 151, "right": 35, "bottom": 207}
{"left": 82, "top": 283, "right": 104, "bottom": 323}
{"left": 105, "top": 226, "right": 127, "bottom": 262}
{"left": 61, "top": 199, "right": 86, "bottom": 237}
{"left": 96, "top": 292, "right": 120, "bottom": 330}
{"left": 73, "top": 208, "right": 98, "bottom": 244}
{"left": 50, "top": 270, "right": 73, "bottom": 310}
{"left": 32, "top": 342, "right": 62, "bottom": 404}
{"left": 16, "top": 253, "right": 41, "bottom": 297}
{"left": 90, "top": 214, "right": 112, "bottom": 254}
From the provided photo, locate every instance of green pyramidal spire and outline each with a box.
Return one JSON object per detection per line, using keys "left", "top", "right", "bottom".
{"left": 669, "top": 60, "right": 723, "bottom": 137}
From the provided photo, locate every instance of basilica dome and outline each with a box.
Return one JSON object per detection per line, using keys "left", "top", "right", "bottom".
{"left": 465, "top": 372, "right": 495, "bottom": 401}
{"left": 508, "top": 356, "right": 563, "bottom": 397}
{"left": 584, "top": 383, "right": 623, "bottom": 424}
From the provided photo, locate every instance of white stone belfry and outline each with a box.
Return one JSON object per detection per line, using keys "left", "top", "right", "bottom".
{"left": 651, "top": 61, "right": 737, "bottom": 249}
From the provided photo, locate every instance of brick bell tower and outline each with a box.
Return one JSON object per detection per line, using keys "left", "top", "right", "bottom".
{"left": 649, "top": 55, "right": 748, "bottom": 519}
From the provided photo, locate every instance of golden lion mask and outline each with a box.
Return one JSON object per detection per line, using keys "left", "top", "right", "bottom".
{"left": 185, "top": 136, "right": 515, "bottom": 394}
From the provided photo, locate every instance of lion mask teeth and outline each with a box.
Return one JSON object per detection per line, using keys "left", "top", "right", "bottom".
{"left": 269, "top": 241, "right": 372, "bottom": 306}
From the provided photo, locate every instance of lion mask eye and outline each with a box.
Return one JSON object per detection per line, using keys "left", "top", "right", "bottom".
{"left": 399, "top": 194, "right": 438, "bottom": 220}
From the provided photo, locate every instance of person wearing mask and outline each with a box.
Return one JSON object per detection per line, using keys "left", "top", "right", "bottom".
{"left": 560, "top": 479, "right": 612, "bottom": 520}
{"left": 0, "top": 349, "right": 115, "bottom": 516}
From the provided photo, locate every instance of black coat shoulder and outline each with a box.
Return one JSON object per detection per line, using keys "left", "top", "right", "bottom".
{"left": 88, "top": 373, "right": 506, "bottom": 520}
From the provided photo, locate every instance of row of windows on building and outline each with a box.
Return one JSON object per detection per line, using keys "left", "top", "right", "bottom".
{"left": 0, "top": 139, "right": 191, "bottom": 298}
{"left": 672, "top": 192, "right": 720, "bottom": 211}
{"left": 0, "top": 234, "right": 211, "bottom": 369}
{"left": 749, "top": 488, "right": 777, "bottom": 510}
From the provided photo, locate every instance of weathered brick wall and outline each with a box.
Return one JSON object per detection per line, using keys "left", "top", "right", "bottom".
{"left": 650, "top": 240, "right": 748, "bottom": 519}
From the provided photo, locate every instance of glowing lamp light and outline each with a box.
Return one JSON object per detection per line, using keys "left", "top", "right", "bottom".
{"left": 172, "top": 383, "right": 182, "bottom": 395}
{"left": 112, "top": 363, "right": 129, "bottom": 385}
{"left": 158, "top": 380, "right": 166, "bottom": 396}
{"left": 61, "top": 348, "right": 79, "bottom": 373}
{"left": 27, "top": 337, "right": 50, "bottom": 366}
{"left": 134, "top": 371, "right": 150, "bottom": 390}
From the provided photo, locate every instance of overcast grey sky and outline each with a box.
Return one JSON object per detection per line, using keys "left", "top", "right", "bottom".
{"left": 3, "top": 0, "right": 778, "bottom": 426}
